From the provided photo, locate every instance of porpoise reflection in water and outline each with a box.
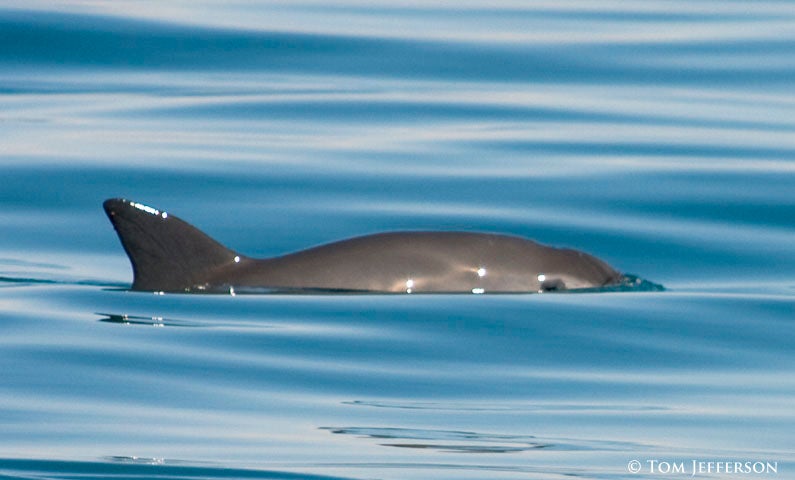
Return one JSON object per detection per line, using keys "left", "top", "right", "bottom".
{"left": 104, "top": 198, "right": 658, "bottom": 294}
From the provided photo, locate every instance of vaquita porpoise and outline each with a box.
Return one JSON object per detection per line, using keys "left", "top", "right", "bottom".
{"left": 104, "top": 198, "right": 658, "bottom": 294}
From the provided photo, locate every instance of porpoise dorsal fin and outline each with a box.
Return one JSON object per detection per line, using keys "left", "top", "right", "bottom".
{"left": 103, "top": 198, "right": 240, "bottom": 292}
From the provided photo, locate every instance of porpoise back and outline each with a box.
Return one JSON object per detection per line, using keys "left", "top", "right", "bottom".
{"left": 104, "top": 198, "right": 627, "bottom": 294}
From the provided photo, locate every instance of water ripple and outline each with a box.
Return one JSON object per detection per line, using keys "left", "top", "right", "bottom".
{"left": 2, "top": 8, "right": 793, "bottom": 85}
{"left": 322, "top": 426, "right": 651, "bottom": 453}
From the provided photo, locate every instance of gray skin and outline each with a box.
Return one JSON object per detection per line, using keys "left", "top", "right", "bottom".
{"left": 103, "top": 198, "right": 623, "bottom": 294}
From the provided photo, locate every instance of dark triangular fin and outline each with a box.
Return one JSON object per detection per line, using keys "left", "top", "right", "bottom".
{"left": 103, "top": 198, "right": 240, "bottom": 292}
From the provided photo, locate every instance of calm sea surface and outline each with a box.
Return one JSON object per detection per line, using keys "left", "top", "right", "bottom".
{"left": 1, "top": 2, "right": 794, "bottom": 479}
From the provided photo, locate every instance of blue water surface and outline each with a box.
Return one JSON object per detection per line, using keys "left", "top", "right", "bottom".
{"left": 1, "top": 2, "right": 794, "bottom": 479}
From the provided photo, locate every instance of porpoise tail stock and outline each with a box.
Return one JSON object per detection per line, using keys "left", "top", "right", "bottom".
{"left": 103, "top": 198, "right": 662, "bottom": 294}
